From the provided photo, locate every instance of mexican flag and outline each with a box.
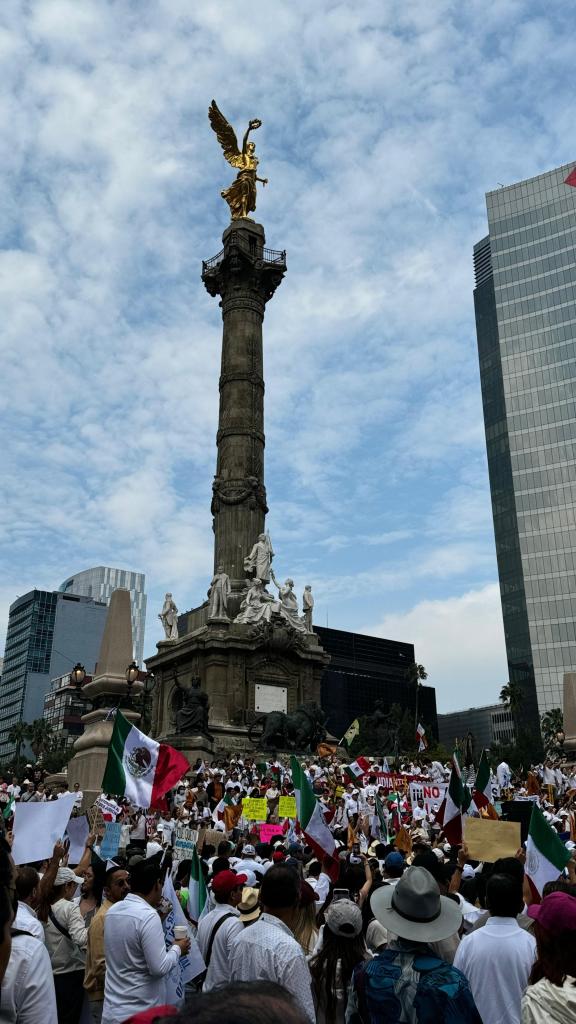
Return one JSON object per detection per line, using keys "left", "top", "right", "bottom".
{"left": 526, "top": 803, "right": 571, "bottom": 897}
{"left": 472, "top": 750, "right": 493, "bottom": 810}
{"left": 375, "top": 794, "right": 389, "bottom": 843}
{"left": 416, "top": 723, "right": 428, "bottom": 752}
{"left": 2, "top": 796, "right": 14, "bottom": 821}
{"left": 345, "top": 756, "right": 370, "bottom": 781}
{"left": 439, "top": 753, "right": 465, "bottom": 845}
{"left": 341, "top": 719, "right": 360, "bottom": 748}
{"left": 291, "top": 755, "right": 338, "bottom": 880}
{"left": 102, "top": 711, "right": 190, "bottom": 809}
{"left": 188, "top": 843, "right": 208, "bottom": 923}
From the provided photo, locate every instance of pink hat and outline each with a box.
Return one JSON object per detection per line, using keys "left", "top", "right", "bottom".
{"left": 527, "top": 892, "right": 576, "bottom": 933}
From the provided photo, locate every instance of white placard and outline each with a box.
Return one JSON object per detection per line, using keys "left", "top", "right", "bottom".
{"left": 255, "top": 683, "right": 287, "bottom": 714}
{"left": 12, "top": 794, "right": 76, "bottom": 865}
{"left": 408, "top": 781, "right": 447, "bottom": 814}
{"left": 65, "top": 815, "right": 90, "bottom": 864}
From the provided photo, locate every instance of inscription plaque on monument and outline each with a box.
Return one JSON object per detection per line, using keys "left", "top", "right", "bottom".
{"left": 255, "top": 683, "right": 287, "bottom": 714}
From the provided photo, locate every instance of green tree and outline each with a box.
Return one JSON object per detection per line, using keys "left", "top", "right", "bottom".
{"left": 499, "top": 681, "right": 524, "bottom": 716}
{"left": 41, "top": 740, "right": 74, "bottom": 776}
{"left": 540, "top": 708, "right": 564, "bottom": 752}
{"left": 26, "top": 719, "right": 53, "bottom": 758}
{"left": 7, "top": 722, "right": 29, "bottom": 775}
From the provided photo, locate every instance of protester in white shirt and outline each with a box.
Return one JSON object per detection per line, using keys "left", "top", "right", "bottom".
{"left": 73, "top": 783, "right": 83, "bottom": 809}
{"left": 1, "top": 931, "right": 57, "bottom": 1024}
{"left": 14, "top": 866, "right": 44, "bottom": 942}
{"left": 7, "top": 778, "right": 21, "bottom": 799}
{"left": 38, "top": 864, "right": 88, "bottom": 1024}
{"left": 197, "top": 869, "right": 246, "bottom": 990}
{"left": 454, "top": 872, "right": 536, "bottom": 1024}
{"left": 103, "top": 859, "right": 190, "bottom": 1024}
{"left": 306, "top": 861, "right": 331, "bottom": 913}
{"left": 230, "top": 864, "right": 316, "bottom": 1023}
{"left": 233, "top": 844, "right": 266, "bottom": 879}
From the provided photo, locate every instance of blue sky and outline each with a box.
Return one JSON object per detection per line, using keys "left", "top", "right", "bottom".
{"left": 1, "top": 0, "right": 575, "bottom": 711}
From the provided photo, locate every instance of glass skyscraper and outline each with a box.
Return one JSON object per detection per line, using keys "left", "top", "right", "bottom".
{"left": 59, "top": 566, "right": 147, "bottom": 666}
{"left": 474, "top": 161, "right": 576, "bottom": 735}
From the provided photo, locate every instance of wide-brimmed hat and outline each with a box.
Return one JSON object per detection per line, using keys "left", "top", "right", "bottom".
{"left": 238, "top": 886, "right": 261, "bottom": 922}
{"left": 370, "top": 866, "right": 462, "bottom": 942}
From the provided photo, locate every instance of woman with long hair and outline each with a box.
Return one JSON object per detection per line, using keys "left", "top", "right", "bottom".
{"left": 75, "top": 862, "right": 105, "bottom": 926}
{"left": 522, "top": 891, "right": 576, "bottom": 1022}
{"left": 292, "top": 881, "right": 319, "bottom": 956}
{"left": 309, "top": 898, "right": 369, "bottom": 1024}
{"left": 37, "top": 843, "right": 88, "bottom": 1024}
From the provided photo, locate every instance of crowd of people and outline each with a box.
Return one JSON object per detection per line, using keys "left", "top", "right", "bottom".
{"left": 0, "top": 750, "right": 574, "bottom": 1024}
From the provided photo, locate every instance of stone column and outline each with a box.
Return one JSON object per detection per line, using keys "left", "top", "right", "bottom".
{"left": 202, "top": 220, "right": 286, "bottom": 585}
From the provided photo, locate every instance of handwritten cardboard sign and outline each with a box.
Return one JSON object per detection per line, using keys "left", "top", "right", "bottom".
{"left": 278, "top": 796, "right": 297, "bottom": 818}
{"left": 242, "top": 798, "right": 268, "bottom": 821}
{"left": 260, "top": 823, "right": 284, "bottom": 843}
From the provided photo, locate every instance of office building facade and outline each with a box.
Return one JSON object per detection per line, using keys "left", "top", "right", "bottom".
{"left": 43, "top": 672, "right": 87, "bottom": 750}
{"left": 315, "top": 626, "right": 438, "bottom": 742}
{"left": 474, "top": 161, "right": 576, "bottom": 734}
{"left": 438, "top": 702, "right": 515, "bottom": 757}
{"left": 0, "top": 591, "right": 108, "bottom": 760}
{"left": 59, "top": 566, "right": 147, "bottom": 666}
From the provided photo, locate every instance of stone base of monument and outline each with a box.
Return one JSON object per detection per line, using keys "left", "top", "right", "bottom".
{"left": 164, "top": 732, "right": 215, "bottom": 766}
{"left": 563, "top": 672, "right": 576, "bottom": 754}
{"left": 146, "top": 613, "right": 330, "bottom": 753}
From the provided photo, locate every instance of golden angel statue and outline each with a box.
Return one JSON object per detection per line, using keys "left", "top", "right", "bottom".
{"left": 208, "top": 99, "right": 268, "bottom": 220}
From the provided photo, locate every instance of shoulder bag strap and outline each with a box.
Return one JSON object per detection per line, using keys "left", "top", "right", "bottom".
{"left": 204, "top": 912, "right": 235, "bottom": 969}
{"left": 48, "top": 908, "right": 72, "bottom": 941}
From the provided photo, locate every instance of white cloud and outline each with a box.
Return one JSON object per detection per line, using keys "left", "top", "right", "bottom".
{"left": 363, "top": 584, "right": 509, "bottom": 713}
{"left": 0, "top": 0, "right": 573, "bottom": 675}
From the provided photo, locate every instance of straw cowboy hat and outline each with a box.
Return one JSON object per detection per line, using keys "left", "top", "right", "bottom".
{"left": 370, "top": 865, "right": 462, "bottom": 943}
{"left": 237, "top": 887, "right": 261, "bottom": 923}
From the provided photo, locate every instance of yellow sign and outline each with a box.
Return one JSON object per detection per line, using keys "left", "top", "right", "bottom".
{"left": 464, "top": 817, "right": 521, "bottom": 862}
{"left": 278, "top": 796, "right": 297, "bottom": 819}
{"left": 242, "top": 798, "right": 268, "bottom": 821}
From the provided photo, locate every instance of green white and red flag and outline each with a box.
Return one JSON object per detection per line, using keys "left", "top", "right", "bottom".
{"left": 102, "top": 710, "right": 190, "bottom": 809}
{"left": 416, "top": 723, "right": 428, "bottom": 752}
{"left": 291, "top": 755, "right": 338, "bottom": 880}
{"left": 526, "top": 803, "right": 571, "bottom": 898}
{"left": 472, "top": 750, "right": 494, "bottom": 810}
{"left": 438, "top": 752, "right": 466, "bottom": 845}
{"left": 188, "top": 843, "right": 208, "bottom": 922}
{"left": 345, "top": 756, "right": 370, "bottom": 781}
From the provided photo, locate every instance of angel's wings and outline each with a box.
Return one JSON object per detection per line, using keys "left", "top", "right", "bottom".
{"left": 208, "top": 100, "right": 244, "bottom": 169}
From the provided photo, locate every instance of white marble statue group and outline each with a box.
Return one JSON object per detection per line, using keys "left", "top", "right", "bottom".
{"left": 158, "top": 531, "right": 314, "bottom": 640}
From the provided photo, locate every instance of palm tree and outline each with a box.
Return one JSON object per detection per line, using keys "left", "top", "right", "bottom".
{"left": 541, "top": 708, "right": 564, "bottom": 752}
{"left": 26, "top": 719, "right": 53, "bottom": 759}
{"left": 405, "top": 663, "right": 428, "bottom": 733}
{"left": 499, "top": 681, "right": 524, "bottom": 716}
{"left": 7, "top": 721, "right": 29, "bottom": 775}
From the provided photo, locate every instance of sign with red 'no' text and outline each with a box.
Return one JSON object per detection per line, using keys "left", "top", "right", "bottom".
{"left": 408, "top": 782, "right": 447, "bottom": 813}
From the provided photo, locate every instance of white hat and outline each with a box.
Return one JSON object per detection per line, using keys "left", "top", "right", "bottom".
{"left": 55, "top": 867, "right": 83, "bottom": 886}
{"left": 146, "top": 841, "right": 163, "bottom": 858}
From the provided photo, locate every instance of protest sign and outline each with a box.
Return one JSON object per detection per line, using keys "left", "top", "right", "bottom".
{"left": 278, "top": 796, "right": 296, "bottom": 818}
{"left": 173, "top": 826, "right": 199, "bottom": 866}
{"left": 464, "top": 817, "right": 521, "bottom": 861}
{"left": 408, "top": 782, "right": 447, "bottom": 813}
{"left": 65, "top": 815, "right": 90, "bottom": 864}
{"left": 99, "top": 822, "right": 122, "bottom": 860}
{"left": 260, "top": 823, "right": 284, "bottom": 843}
{"left": 162, "top": 873, "right": 205, "bottom": 1003}
{"left": 95, "top": 795, "right": 121, "bottom": 820}
{"left": 242, "top": 798, "right": 267, "bottom": 821}
{"left": 12, "top": 794, "right": 76, "bottom": 865}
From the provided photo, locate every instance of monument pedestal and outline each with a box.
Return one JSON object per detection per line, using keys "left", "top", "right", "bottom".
{"left": 146, "top": 615, "right": 329, "bottom": 753}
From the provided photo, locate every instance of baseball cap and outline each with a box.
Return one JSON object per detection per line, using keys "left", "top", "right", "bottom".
{"left": 272, "top": 850, "right": 286, "bottom": 862}
{"left": 384, "top": 851, "right": 405, "bottom": 871}
{"left": 527, "top": 891, "right": 576, "bottom": 933}
{"left": 242, "top": 844, "right": 256, "bottom": 856}
{"left": 325, "top": 898, "right": 363, "bottom": 937}
{"left": 211, "top": 870, "right": 247, "bottom": 897}
{"left": 55, "top": 867, "right": 84, "bottom": 886}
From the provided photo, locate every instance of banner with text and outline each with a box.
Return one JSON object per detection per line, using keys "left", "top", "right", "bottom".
{"left": 242, "top": 798, "right": 268, "bottom": 821}
{"left": 408, "top": 781, "right": 447, "bottom": 813}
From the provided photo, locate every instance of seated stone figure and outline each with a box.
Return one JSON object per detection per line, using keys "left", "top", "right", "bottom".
{"left": 235, "top": 578, "right": 280, "bottom": 625}
{"left": 175, "top": 678, "right": 211, "bottom": 737}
